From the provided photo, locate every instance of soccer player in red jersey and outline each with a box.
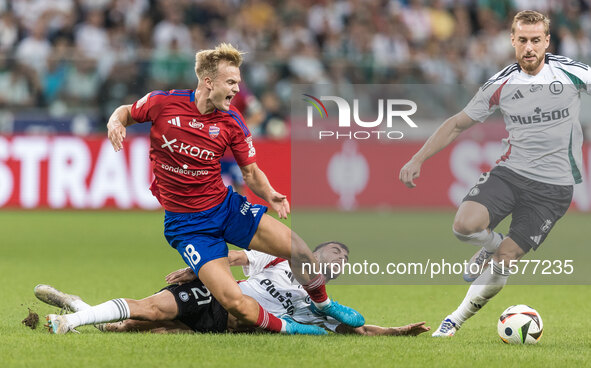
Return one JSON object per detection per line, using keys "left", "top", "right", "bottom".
{"left": 46, "top": 43, "right": 364, "bottom": 335}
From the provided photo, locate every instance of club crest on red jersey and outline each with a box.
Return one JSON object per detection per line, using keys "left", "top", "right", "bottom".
{"left": 209, "top": 125, "right": 220, "bottom": 139}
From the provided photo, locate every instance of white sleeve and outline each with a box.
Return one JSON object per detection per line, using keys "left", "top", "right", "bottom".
{"left": 577, "top": 64, "right": 591, "bottom": 95}
{"left": 463, "top": 63, "right": 519, "bottom": 122}
{"left": 552, "top": 56, "right": 591, "bottom": 95}
{"left": 463, "top": 85, "right": 499, "bottom": 123}
{"left": 242, "top": 250, "right": 277, "bottom": 277}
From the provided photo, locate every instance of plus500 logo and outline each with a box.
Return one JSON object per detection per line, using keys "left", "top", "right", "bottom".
{"left": 303, "top": 94, "right": 418, "bottom": 140}
{"left": 509, "top": 108, "right": 570, "bottom": 125}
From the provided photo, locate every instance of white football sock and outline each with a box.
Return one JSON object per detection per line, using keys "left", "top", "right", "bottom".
{"left": 313, "top": 298, "right": 331, "bottom": 309}
{"left": 453, "top": 228, "right": 503, "bottom": 253}
{"left": 65, "top": 299, "right": 130, "bottom": 328}
{"left": 449, "top": 260, "right": 510, "bottom": 326}
{"left": 70, "top": 299, "right": 91, "bottom": 312}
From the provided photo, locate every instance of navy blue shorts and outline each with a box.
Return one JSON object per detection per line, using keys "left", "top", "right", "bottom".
{"left": 164, "top": 187, "right": 267, "bottom": 274}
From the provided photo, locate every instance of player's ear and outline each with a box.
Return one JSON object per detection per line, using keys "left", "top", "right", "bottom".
{"left": 510, "top": 33, "right": 516, "bottom": 48}
{"left": 203, "top": 76, "right": 214, "bottom": 90}
{"left": 544, "top": 34, "right": 550, "bottom": 49}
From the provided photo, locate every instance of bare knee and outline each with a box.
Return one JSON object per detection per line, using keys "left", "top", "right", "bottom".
{"left": 452, "top": 218, "right": 486, "bottom": 236}
{"left": 453, "top": 204, "right": 489, "bottom": 236}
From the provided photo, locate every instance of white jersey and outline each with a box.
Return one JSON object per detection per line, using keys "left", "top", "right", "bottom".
{"left": 238, "top": 250, "right": 340, "bottom": 332}
{"left": 463, "top": 53, "right": 591, "bottom": 185}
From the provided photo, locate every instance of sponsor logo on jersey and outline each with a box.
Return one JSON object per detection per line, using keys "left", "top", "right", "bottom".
{"left": 530, "top": 235, "right": 542, "bottom": 245}
{"left": 550, "top": 81, "right": 563, "bottom": 94}
{"left": 240, "top": 201, "right": 252, "bottom": 215}
{"left": 284, "top": 270, "right": 296, "bottom": 283}
{"left": 245, "top": 136, "right": 256, "bottom": 157}
{"left": 259, "top": 279, "right": 295, "bottom": 315}
{"left": 540, "top": 219, "right": 552, "bottom": 233}
{"left": 167, "top": 116, "right": 181, "bottom": 127}
{"left": 160, "top": 134, "right": 215, "bottom": 160}
{"left": 511, "top": 90, "right": 524, "bottom": 100}
{"left": 161, "top": 163, "right": 209, "bottom": 177}
{"left": 509, "top": 107, "right": 570, "bottom": 125}
{"left": 468, "top": 187, "right": 480, "bottom": 196}
{"left": 530, "top": 84, "right": 543, "bottom": 93}
{"left": 250, "top": 207, "right": 260, "bottom": 217}
{"left": 179, "top": 291, "right": 189, "bottom": 302}
{"left": 209, "top": 125, "right": 220, "bottom": 138}
{"left": 189, "top": 119, "right": 204, "bottom": 129}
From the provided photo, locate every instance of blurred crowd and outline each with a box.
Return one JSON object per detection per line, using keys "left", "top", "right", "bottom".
{"left": 0, "top": 0, "right": 590, "bottom": 137}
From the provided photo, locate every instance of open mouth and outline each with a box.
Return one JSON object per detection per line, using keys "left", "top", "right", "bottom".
{"left": 225, "top": 95, "right": 234, "bottom": 103}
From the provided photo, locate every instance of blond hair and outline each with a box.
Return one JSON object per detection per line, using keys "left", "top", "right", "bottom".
{"left": 511, "top": 10, "right": 550, "bottom": 35}
{"left": 194, "top": 43, "right": 244, "bottom": 82}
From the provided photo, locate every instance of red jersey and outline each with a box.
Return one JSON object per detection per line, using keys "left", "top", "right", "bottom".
{"left": 130, "top": 89, "right": 257, "bottom": 212}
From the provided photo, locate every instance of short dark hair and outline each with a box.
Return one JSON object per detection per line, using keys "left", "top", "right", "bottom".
{"left": 313, "top": 241, "right": 349, "bottom": 254}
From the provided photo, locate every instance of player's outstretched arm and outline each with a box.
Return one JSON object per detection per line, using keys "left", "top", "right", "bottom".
{"left": 399, "top": 111, "right": 476, "bottom": 188}
{"left": 107, "top": 104, "right": 137, "bottom": 152}
{"left": 335, "top": 321, "right": 430, "bottom": 336}
{"left": 240, "top": 163, "right": 290, "bottom": 219}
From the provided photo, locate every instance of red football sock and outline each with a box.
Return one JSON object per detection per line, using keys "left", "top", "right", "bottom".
{"left": 303, "top": 274, "right": 328, "bottom": 303}
{"left": 255, "top": 304, "right": 283, "bottom": 332}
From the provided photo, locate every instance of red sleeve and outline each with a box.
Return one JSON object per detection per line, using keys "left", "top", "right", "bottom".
{"left": 130, "top": 91, "right": 165, "bottom": 123}
{"left": 227, "top": 107, "right": 257, "bottom": 167}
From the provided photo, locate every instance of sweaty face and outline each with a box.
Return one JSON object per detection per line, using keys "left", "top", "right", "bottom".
{"left": 511, "top": 21, "right": 549, "bottom": 75}
{"left": 316, "top": 244, "right": 349, "bottom": 280}
{"left": 208, "top": 62, "right": 241, "bottom": 111}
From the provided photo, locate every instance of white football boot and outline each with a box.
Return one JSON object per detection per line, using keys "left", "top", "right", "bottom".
{"left": 34, "top": 284, "right": 84, "bottom": 312}
{"left": 45, "top": 314, "right": 79, "bottom": 334}
{"left": 432, "top": 317, "right": 459, "bottom": 337}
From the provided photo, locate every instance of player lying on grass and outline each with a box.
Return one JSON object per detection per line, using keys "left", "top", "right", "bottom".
{"left": 38, "top": 242, "right": 429, "bottom": 336}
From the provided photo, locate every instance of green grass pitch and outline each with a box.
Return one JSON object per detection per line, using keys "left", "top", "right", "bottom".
{"left": 1, "top": 210, "right": 589, "bottom": 367}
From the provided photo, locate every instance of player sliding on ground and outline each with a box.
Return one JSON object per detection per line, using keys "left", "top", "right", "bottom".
{"left": 39, "top": 242, "right": 428, "bottom": 336}
{"left": 399, "top": 10, "right": 589, "bottom": 337}
{"left": 47, "top": 43, "right": 363, "bottom": 335}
